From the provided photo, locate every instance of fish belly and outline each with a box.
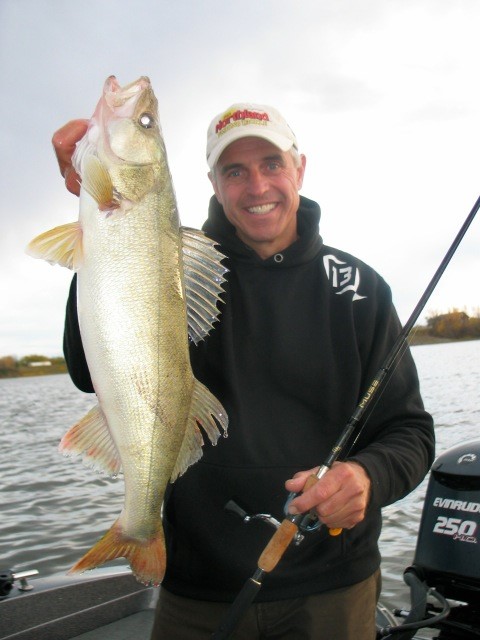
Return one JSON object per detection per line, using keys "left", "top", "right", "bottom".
{"left": 74, "top": 195, "right": 192, "bottom": 580}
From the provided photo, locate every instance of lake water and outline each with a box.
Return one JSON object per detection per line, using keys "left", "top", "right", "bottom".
{"left": 1, "top": 340, "right": 479, "bottom": 615}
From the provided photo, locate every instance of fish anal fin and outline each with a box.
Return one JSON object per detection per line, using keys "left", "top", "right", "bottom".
{"left": 181, "top": 227, "right": 228, "bottom": 344}
{"left": 171, "top": 378, "right": 228, "bottom": 481}
{"left": 26, "top": 222, "right": 83, "bottom": 270}
{"left": 59, "top": 403, "right": 122, "bottom": 477}
{"left": 69, "top": 519, "right": 166, "bottom": 586}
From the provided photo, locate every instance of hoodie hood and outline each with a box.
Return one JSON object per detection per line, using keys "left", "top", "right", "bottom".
{"left": 202, "top": 195, "right": 323, "bottom": 267}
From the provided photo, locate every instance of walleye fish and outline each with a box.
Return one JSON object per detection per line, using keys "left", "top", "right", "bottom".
{"left": 26, "top": 76, "right": 228, "bottom": 585}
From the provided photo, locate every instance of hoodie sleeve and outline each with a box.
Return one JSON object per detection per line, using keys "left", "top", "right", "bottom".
{"left": 63, "top": 274, "right": 94, "bottom": 393}
{"left": 347, "top": 277, "right": 435, "bottom": 510}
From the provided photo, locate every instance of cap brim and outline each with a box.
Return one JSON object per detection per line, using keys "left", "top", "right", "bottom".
{"left": 207, "top": 127, "right": 295, "bottom": 170}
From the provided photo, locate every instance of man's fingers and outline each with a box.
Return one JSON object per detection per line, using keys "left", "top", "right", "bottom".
{"left": 287, "top": 473, "right": 338, "bottom": 515}
{"left": 285, "top": 462, "right": 371, "bottom": 530}
{"left": 52, "top": 119, "right": 89, "bottom": 196}
{"left": 284, "top": 468, "right": 318, "bottom": 493}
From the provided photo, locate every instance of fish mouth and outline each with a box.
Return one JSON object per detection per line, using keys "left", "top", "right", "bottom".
{"left": 105, "top": 75, "right": 121, "bottom": 93}
{"left": 103, "top": 76, "right": 152, "bottom": 111}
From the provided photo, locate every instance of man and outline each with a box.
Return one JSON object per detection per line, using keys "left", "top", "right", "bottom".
{"left": 54, "top": 104, "right": 435, "bottom": 639}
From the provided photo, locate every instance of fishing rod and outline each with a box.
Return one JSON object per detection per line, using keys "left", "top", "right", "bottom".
{"left": 212, "top": 194, "right": 480, "bottom": 640}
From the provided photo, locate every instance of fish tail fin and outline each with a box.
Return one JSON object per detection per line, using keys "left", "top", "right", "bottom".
{"left": 69, "top": 519, "right": 166, "bottom": 586}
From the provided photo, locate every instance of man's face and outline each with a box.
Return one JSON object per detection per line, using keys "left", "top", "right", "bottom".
{"left": 209, "top": 137, "right": 306, "bottom": 259}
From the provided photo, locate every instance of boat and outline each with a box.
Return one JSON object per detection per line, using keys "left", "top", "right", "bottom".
{"left": 2, "top": 441, "right": 479, "bottom": 640}
{"left": 0, "top": 566, "right": 156, "bottom": 640}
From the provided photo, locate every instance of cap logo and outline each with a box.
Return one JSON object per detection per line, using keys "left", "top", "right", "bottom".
{"left": 206, "top": 103, "right": 297, "bottom": 169}
{"left": 215, "top": 109, "right": 270, "bottom": 137}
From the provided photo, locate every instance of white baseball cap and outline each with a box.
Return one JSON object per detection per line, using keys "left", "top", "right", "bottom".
{"left": 206, "top": 103, "right": 298, "bottom": 170}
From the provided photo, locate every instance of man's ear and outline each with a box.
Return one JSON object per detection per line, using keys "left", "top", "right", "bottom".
{"left": 297, "top": 154, "right": 307, "bottom": 190}
{"left": 208, "top": 171, "right": 223, "bottom": 204}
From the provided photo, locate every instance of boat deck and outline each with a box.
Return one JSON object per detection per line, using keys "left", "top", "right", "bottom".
{"left": 1, "top": 567, "right": 157, "bottom": 640}
{"left": 73, "top": 610, "right": 154, "bottom": 639}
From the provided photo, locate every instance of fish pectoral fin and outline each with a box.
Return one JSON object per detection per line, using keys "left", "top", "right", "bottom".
{"left": 82, "top": 155, "right": 119, "bottom": 211}
{"left": 26, "top": 221, "right": 83, "bottom": 270}
{"left": 69, "top": 518, "right": 166, "bottom": 587}
{"left": 170, "top": 378, "right": 228, "bottom": 481}
{"left": 59, "top": 403, "right": 122, "bottom": 477}
{"left": 181, "top": 227, "right": 228, "bottom": 345}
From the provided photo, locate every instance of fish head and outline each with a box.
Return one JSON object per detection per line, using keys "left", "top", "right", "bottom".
{"left": 74, "top": 76, "right": 167, "bottom": 204}
{"left": 101, "top": 75, "right": 162, "bottom": 166}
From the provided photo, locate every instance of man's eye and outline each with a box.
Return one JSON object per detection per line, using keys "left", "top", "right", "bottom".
{"left": 266, "top": 162, "right": 281, "bottom": 171}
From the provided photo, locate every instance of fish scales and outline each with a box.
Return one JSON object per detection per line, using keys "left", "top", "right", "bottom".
{"left": 26, "top": 76, "right": 228, "bottom": 585}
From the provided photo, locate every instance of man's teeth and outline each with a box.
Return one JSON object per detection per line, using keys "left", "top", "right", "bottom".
{"left": 247, "top": 204, "right": 276, "bottom": 215}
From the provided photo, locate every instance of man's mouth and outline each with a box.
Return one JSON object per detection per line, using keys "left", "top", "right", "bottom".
{"left": 246, "top": 203, "right": 276, "bottom": 215}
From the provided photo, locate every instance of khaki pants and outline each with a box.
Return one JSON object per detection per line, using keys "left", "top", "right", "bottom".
{"left": 150, "top": 570, "right": 381, "bottom": 639}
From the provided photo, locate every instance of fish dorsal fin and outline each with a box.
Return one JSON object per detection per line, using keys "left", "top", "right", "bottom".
{"left": 59, "top": 403, "right": 122, "bottom": 477}
{"left": 181, "top": 227, "right": 228, "bottom": 344}
{"left": 26, "top": 221, "right": 83, "bottom": 270}
{"left": 170, "top": 378, "right": 228, "bottom": 481}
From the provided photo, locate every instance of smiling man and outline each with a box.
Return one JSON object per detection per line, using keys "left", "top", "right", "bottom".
{"left": 55, "top": 101, "right": 435, "bottom": 639}
{"left": 208, "top": 121, "right": 306, "bottom": 258}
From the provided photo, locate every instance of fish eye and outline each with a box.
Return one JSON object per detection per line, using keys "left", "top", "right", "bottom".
{"left": 139, "top": 113, "right": 155, "bottom": 129}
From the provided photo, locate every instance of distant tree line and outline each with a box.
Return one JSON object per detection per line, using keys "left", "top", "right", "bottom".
{"left": 0, "top": 354, "right": 67, "bottom": 378}
{"left": 412, "top": 309, "right": 480, "bottom": 342}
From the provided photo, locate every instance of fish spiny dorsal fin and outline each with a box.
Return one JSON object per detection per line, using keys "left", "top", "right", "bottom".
{"left": 181, "top": 227, "right": 228, "bottom": 344}
{"left": 26, "top": 221, "right": 84, "bottom": 271}
{"left": 59, "top": 403, "right": 122, "bottom": 477}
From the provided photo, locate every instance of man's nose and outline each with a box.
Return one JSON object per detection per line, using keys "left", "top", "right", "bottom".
{"left": 246, "top": 168, "right": 268, "bottom": 195}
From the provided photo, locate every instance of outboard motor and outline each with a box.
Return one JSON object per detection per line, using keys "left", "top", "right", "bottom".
{"left": 378, "top": 440, "right": 480, "bottom": 639}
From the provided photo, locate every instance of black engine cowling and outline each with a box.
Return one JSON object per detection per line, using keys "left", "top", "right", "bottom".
{"left": 413, "top": 439, "right": 480, "bottom": 604}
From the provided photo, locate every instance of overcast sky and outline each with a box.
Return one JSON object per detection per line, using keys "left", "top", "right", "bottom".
{"left": 1, "top": 0, "right": 479, "bottom": 358}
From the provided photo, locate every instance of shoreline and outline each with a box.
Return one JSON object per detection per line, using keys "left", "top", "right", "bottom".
{"left": 1, "top": 337, "right": 478, "bottom": 379}
{"left": 409, "top": 335, "right": 480, "bottom": 346}
{"left": 0, "top": 364, "right": 68, "bottom": 379}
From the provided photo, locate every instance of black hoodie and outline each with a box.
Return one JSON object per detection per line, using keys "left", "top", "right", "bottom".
{"left": 63, "top": 195, "right": 434, "bottom": 602}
